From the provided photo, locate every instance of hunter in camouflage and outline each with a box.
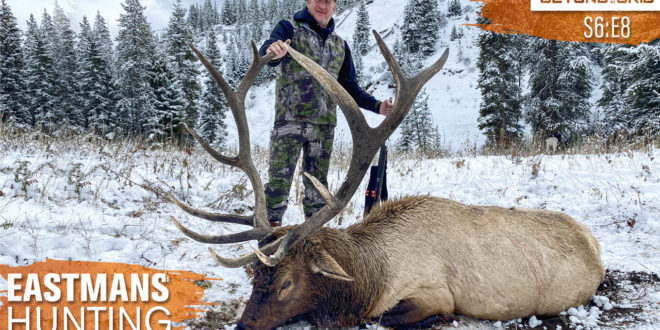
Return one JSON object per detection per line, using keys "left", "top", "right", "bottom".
{"left": 259, "top": 0, "right": 393, "bottom": 226}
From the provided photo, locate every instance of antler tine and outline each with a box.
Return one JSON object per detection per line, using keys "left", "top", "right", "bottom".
{"left": 237, "top": 41, "right": 275, "bottom": 100}
{"left": 171, "top": 216, "right": 271, "bottom": 244}
{"left": 373, "top": 30, "right": 406, "bottom": 89}
{"left": 372, "top": 30, "right": 449, "bottom": 139}
{"left": 208, "top": 236, "right": 283, "bottom": 268}
{"left": 188, "top": 42, "right": 271, "bottom": 231}
{"left": 185, "top": 122, "right": 239, "bottom": 167}
{"left": 168, "top": 193, "right": 253, "bottom": 226}
{"left": 411, "top": 48, "right": 449, "bottom": 98}
{"left": 188, "top": 43, "right": 241, "bottom": 117}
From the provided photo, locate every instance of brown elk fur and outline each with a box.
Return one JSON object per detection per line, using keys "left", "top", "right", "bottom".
{"left": 238, "top": 196, "right": 604, "bottom": 329}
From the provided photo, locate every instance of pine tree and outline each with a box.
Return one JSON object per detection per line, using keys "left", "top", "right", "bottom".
{"left": 398, "top": 91, "right": 436, "bottom": 155}
{"left": 352, "top": 0, "right": 371, "bottom": 57}
{"left": 187, "top": 3, "right": 200, "bottom": 32}
{"left": 626, "top": 43, "right": 660, "bottom": 137}
{"left": 27, "top": 11, "right": 59, "bottom": 130}
{"left": 116, "top": 0, "right": 158, "bottom": 138}
{"left": 0, "top": 0, "right": 27, "bottom": 125}
{"left": 203, "top": 0, "right": 220, "bottom": 30}
{"left": 76, "top": 16, "right": 94, "bottom": 129}
{"left": 250, "top": 0, "right": 264, "bottom": 42}
{"left": 266, "top": 0, "right": 278, "bottom": 25}
{"left": 151, "top": 49, "right": 185, "bottom": 143}
{"left": 447, "top": 0, "right": 462, "bottom": 18}
{"left": 236, "top": 0, "right": 248, "bottom": 23}
{"left": 92, "top": 12, "right": 118, "bottom": 133}
{"left": 598, "top": 44, "right": 633, "bottom": 135}
{"left": 197, "top": 30, "right": 228, "bottom": 148}
{"left": 476, "top": 24, "right": 523, "bottom": 148}
{"left": 402, "top": 0, "right": 440, "bottom": 56}
{"left": 77, "top": 15, "right": 117, "bottom": 133}
{"left": 53, "top": 3, "right": 83, "bottom": 129}
{"left": 526, "top": 39, "right": 592, "bottom": 141}
{"left": 222, "top": 0, "right": 237, "bottom": 25}
{"left": 165, "top": 0, "right": 201, "bottom": 144}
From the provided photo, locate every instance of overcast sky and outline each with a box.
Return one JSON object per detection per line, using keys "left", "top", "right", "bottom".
{"left": 5, "top": 0, "right": 205, "bottom": 38}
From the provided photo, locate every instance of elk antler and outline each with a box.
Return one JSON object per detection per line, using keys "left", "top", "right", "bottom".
{"left": 167, "top": 42, "right": 277, "bottom": 265}
{"left": 236, "top": 31, "right": 449, "bottom": 266}
{"left": 172, "top": 32, "right": 448, "bottom": 268}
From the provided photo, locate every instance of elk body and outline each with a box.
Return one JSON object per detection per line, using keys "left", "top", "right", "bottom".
{"left": 170, "top": 31, "right": 604, "bottom": 329}
{"left": 238, "top": 196, "right": 604, "bottom": 329}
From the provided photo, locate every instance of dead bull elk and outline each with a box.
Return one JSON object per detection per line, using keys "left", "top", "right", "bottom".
{"left": 170, "top": 31, "right": 604, "bottom": 329}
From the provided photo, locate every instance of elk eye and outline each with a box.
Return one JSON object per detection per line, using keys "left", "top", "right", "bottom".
{"left": 281, "top": 280, "right": 292, "bottom": 291}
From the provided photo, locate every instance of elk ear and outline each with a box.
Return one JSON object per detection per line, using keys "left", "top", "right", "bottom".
{"left": 310, "top": 247, "right": 354, "bottom": 282}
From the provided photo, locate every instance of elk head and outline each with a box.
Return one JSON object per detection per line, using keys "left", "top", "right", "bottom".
{"left": 170, "top": 31, "right": 448, "bottom": 329}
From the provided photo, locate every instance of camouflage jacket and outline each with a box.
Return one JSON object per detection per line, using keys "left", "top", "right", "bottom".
{"left": 274, "top": 19, "right": 345, "bottom": 125}
{"left": 260, "top": 9, "right": 380, "bottom": 127}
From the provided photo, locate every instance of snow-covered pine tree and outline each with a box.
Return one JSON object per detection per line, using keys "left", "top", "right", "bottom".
{"left": 625, "top": 42, "right": 660, "bottom": 137}
{"left": 417, "top": 0, "right": 440, "bottom": 56}
{"left": 187, "top": 3, "right": 200, "bottom": 32}
{"left": 76, "top": 16, "right": 94, "bottom": 129}
{"left": 27, "top": 11, "right": 59, "bottom": 130}
{"left": 598, "top": 44, "right": 633, "bottom": 136}
{"left": 401, "top": 1, "right": 421, "bottom": 54}
{"left": 0, "top": 0, "right": 27, "bottom": 125}
{"left": 116, "top": 0, "right": 158, "bottom": 138}
{"left": 151, "top": 47, "right": 185, "bottom": 144}
{"left": 222, "top": 0, "right": 237, "bottom": 25}
{"left": 197, "top": 30, "right": 228, "bottom": 148}
{"left": 398, "top": 90, "right": 437, "bottom": 155}
{"left": 279, "top": 0, "right": 299, "bottom": 21}
{"left": 53, "top": 3, "right": 83, "bottom": 129}
{"left": 402, "top": 0, "right": 440, "bottom": 57}
{"left": 476, "top": 21, "right": 523, "bottom": 149}
{"left": 76, "top": 15, "right": 117, "bottom": 133}
{"left": 352, "top": 0, "right": 370, "bottom": 57}
{"left": 526, "top": 38, "right": 592, "bottom": 141}
{"left": 557, "top": 42, "right": 592, "bottom": 135}
{"left": 226, "top": 27, "right": 252, "bottom": 87}
{"left": 447, "top": 0, "right": 462, "bottom": 18}
{"left": 165, "top": 0, "right": 201, "bottom": 144}
{"left": 236, "top": 0, "right": 248, "bottom": 24}
{"left": 194, "top": 0, "right": 220, "bottom": 32}
{"left": 91, "top": 12, "right": 118, "bottom": 134}
{"left": 266, "top": 0, "right": 278, "bottom": 25}
{"left": 250, "top": 0, "right": 264, "bottom": 42}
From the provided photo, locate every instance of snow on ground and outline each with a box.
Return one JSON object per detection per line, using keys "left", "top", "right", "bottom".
{"left": 0, "top": 131, "right": 658, "bottom": 328}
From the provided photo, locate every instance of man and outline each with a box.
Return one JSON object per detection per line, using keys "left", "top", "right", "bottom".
{"left": 259, "top": 0, "right": 393, "bottom": 227}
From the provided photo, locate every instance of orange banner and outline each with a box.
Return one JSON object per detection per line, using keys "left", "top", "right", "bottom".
{"left": 471, "top": 0, "right": 660, "bottom": 45}
{"left": 0, "top": 259, "right": 220, "bottom": 329}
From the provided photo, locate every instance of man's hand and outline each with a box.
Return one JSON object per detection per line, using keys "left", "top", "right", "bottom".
{"left": 379, "top": 99, "right": 393, "bottom": 116}
{"left": 266, "top": 39, "right": 291, "bottom": 60}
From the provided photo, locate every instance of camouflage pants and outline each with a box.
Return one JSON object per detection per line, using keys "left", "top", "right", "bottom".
{"left": 265, "top": 122, "right": 334, "bottom": 224}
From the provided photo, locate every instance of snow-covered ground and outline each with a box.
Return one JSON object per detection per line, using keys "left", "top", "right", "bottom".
{"left": 2, "top": 0, "right": 659, "bottom": 328}
{"left": 0, "top": 130, "right": 658, "bottom": 328}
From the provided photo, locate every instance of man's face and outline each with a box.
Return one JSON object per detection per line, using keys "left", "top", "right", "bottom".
{"left": 306, "top": 0, "right": 336, "bottom": 28}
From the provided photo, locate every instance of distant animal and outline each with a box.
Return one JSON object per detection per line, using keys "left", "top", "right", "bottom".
{"left": 546, "top": 136, "right": 559, "bottom": 153}
{"left": 169, "top": 33, "right": 604, "bottom": 330}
